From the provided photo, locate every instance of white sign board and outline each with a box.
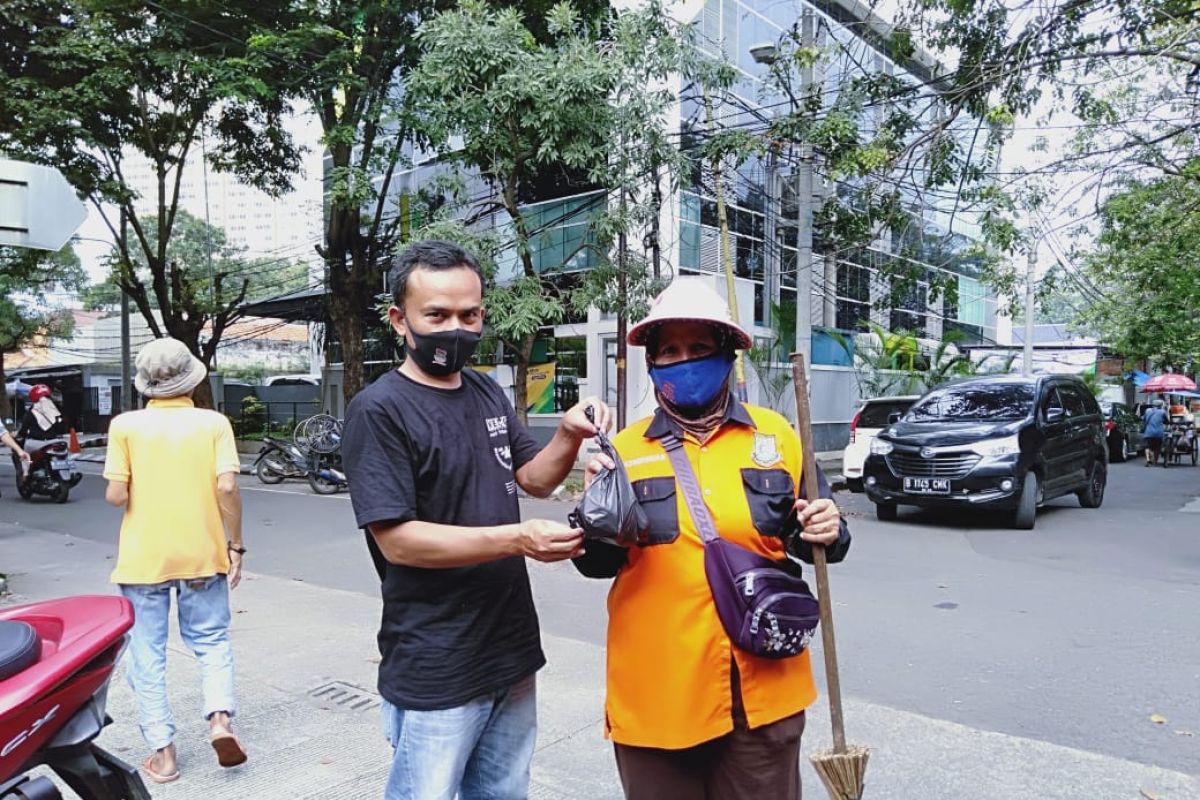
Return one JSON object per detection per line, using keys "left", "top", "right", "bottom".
{"left": 0, "top": 159, "right": 88, "bottom": 251}
{"left": 97, "top": 386, "right": 113, "bottom": 416}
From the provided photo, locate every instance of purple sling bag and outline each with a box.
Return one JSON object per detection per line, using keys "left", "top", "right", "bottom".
{"left": 661, "top": 435, "right": 819, "bottom": 659}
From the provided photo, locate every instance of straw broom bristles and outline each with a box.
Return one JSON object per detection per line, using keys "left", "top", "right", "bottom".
{"left": 811, "top": 745, "right": 871, "bottom": 800}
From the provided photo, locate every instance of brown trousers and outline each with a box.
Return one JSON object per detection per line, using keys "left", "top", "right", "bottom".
{"left": 612, "top": 670, "right": 807, "bottom": 800}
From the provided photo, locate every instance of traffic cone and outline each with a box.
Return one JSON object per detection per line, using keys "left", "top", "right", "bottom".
{"left": 68, "top": 427, "right": 81, "bottom": 453}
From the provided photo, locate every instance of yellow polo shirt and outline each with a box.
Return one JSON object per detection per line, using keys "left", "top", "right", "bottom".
{"left": 604, "top": 403, "right": 819, "bottom": 749}
{"left": 103, "top": 397, "right": 241, "bottom": 585}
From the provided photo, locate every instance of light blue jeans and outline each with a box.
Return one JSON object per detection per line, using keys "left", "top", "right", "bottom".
{"left": 380, "top": 673, "right": 537, "bottom": 800}
{"left": 120, "top": 575, "right": 236, "bottom": 750}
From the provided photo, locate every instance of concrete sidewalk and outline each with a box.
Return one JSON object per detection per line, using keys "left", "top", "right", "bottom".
{"left": 3, "top": 523, "right": 1196, "bottom": 799}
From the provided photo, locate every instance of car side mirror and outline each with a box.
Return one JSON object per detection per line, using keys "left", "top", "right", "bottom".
{"left": 888, "top": 411, "right": 902, "bottom": 424}
{"left": 1045, "top": 407, "right": 1065, "bottom": 423}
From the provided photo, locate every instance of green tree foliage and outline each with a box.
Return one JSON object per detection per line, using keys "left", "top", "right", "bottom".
{"left": 250, "top": 0, "right": 431, "bottom": 408}
{"left": 832, "top": 323, "right": 1016, "bottom": 398}
{"left": 697, "top": 17, "right": 1006, "bottom": 310}
{"left": 0, "top": 246, "right": 85, "bottom": 418}
{"left": 249, "top": 0, "right": 609, "bottom": 408}
{"left": 404, "top": 0, "right": 687, "bottom": 419}
{"left": 83, "top": 211, "right": 309, "bottom": 313}
{"left": 0, "top": 0, "right": 304, "bottom": 408}
{"left": 894, "top": 0, "right": 1200, "bottom": 263}
{"left": 1074, "top": 173, "right": 1200, "bottom": 368}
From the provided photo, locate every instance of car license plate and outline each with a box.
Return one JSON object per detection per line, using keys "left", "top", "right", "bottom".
{"left": 903, "top": 477, "right": 951, "bottom": 494}
{"left": 50, "top": 458, "right": 70, "bottom": 470}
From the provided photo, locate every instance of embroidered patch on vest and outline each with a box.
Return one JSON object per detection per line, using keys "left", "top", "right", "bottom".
{"left": 751, "top": 432, "right": 781, "bottom": 467}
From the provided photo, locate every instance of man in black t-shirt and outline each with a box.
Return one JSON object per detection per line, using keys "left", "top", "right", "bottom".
{"left": 342, "top": 240, "right": 610, "bottom": 800}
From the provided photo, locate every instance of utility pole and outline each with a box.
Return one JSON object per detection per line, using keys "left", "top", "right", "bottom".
{"left": 120, "top": 209, "right": 132, "bottom": 411}
{"left": 704, "top": 91, "right": 749, "bottom": 401}
{"left": 200, "top": 130, "right": 217, "bottom": 371}
{"left": 1022, "top": 239, "right": 1037, "bottom": 377}
{"left": 649, "top": 170, "right": 662, "bottom": 281}
{"left": 617, "top": 180, "right": 628, "bottom": 430}
{"left": 794, "top": 9, "right": 815, "bottom": 367}
{"left": 763, "top": 151, "right": 779, "bottom": 330}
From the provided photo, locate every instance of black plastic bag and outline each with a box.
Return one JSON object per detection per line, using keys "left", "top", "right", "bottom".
{"left": 568, "top": 411, "right": 649, "bottom": 547}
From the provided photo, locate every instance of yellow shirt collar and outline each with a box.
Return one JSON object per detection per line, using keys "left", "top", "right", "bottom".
{"left": 146, "top": 397, "right": 195, "bottom": 409}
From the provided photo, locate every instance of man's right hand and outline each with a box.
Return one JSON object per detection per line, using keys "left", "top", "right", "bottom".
{"left": 518, "top": 519, "right": 585, "bottom": 562}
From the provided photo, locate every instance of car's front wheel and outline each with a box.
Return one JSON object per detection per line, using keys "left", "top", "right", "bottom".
{"left": 1012, "top": 472, "right": 1039, "bottom": 530}
{"left": 875, "top": 502, "right": 898, "bottom": 521}
{"left": 1077, "top": 461, "right": 1106, "bottom": 508}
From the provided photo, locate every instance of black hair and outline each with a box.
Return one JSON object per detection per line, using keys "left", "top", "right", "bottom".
{"left": 389, "top": 240, "right": 484, "bottom": 307}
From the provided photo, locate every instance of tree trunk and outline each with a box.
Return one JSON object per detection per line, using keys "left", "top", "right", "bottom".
{"left": 191, "top": 372, "right": 215, "bottom": 410}
{"left": 511, "top": 333, "right": 536, "bottom": 426}
{"left": 329, "top": 288, "right": 365, "bottom": 411}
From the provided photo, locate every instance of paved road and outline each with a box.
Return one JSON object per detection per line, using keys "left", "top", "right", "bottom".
{"left": 2, "top": 454, "right": 1197, "bottom": 779}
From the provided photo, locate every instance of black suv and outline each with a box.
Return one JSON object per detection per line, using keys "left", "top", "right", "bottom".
{"left": 863, "top": 375, "right": 1108, "bottom": 529}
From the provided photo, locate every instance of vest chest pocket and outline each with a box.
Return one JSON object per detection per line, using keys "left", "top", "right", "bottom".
{"left": 741, "top": 468, "right": 796, "bottom": 538}
{"left": 632, "top": 476, "right": 679, "bottom": 545}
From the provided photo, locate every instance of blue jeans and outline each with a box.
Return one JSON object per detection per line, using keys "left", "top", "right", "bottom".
{"left": 120, "top": 575, "right": 237, "bottom": 750}
{"left": 380, "top": 673, "right": 537, "bottom": 800}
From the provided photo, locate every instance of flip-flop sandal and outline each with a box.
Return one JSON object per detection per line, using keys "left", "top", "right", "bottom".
{"left": 210, "top": 731, "right": 248, "bottom": 768}
{"left": 142, "top": 756, "right": 180, "bottom": 784}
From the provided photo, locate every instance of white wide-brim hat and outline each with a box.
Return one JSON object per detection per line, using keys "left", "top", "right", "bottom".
{"left": 627, "top": 277, "right": 753, "bottom": 350}
{"left": 134, "top": 337, "right": 208, "bottom": 398}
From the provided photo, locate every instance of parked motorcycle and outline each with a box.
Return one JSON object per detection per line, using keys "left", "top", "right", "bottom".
{"left": 253, "top": 436, "right": 348, "bottom": 495}
{"left": 10, "top": 440, "right": 82, "bottom": 503}
{"left": 253, "top": 436, "right": 310, "bottom": 484}
{"left": 0, "top": 595, "right": 149, "bottom": 800}
{"left": 253, "top": 415, "right": 347, "bottom": 495}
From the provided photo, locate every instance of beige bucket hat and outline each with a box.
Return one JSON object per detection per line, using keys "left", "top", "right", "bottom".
{"left": 627, "top": 278, "right": 752, "bottom": 350}
{"left": 134, "top": 337, "right": 208, "bottom": 398}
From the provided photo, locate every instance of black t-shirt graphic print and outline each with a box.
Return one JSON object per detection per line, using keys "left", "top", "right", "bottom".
{"left": 341, "top": 368, "right": 545, "bottom": 710}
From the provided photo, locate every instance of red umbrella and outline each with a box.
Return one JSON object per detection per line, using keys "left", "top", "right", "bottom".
{"left": 1143, "top": 373, "right": 1197, "bottom": 393}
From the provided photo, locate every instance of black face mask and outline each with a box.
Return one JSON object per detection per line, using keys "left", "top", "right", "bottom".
{"left": 403, "top": 322, "right": 481, "bottom": 377}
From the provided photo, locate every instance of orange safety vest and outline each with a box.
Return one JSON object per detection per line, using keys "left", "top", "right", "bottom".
{"left": 604, "top": 403, "right": 818, "bottom": 750}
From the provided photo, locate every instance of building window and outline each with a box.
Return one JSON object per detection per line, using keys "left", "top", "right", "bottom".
{"left": 889, "top": 279, "right": 927, "bottom": 337}
{"left": 955, "top": 275, "right": 987, "bottom": 328}
{"left": 835, "top": 262, "right": 870, "bottom": 331}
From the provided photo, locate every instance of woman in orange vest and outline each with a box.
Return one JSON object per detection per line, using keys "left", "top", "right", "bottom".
{"left": 575, "top": 278, "right": 851, "bottom": 799}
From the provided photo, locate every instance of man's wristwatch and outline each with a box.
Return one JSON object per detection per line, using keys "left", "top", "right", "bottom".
{"left": 227, "top": 543, "right": 247, "bottom": 555}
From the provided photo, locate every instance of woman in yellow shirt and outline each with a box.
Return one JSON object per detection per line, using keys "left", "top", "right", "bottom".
{"left": 575, "top": 278, "right": 851, "bottom": 800}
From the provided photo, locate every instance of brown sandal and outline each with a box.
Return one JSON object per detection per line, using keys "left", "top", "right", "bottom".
{"left": 210, "top": 730, "right": 248, "bottom": 768}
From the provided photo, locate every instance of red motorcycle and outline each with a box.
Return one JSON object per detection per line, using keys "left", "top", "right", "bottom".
{"left": 0, "top": 596, "right": 148, "bottom": 800}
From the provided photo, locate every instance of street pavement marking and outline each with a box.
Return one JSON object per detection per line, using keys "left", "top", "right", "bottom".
{"left": 1181, "top": 497, "right": 1200, "bottom": 513}
{"left": 240, "top": 485, "right": 352, "bottom": 499}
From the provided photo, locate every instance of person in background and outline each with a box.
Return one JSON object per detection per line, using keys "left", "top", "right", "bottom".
{"left": 103, "top": 338, "right": 247, "bottom": 785}
{"left": 1142, "top": 397, "right": 1169, "bottom": 466}
{"left": 574, "top": 278, "right": 851, "bottom": 800}
{"left": 1, "top": 423, "right": 31, "bottom": 496}
{"left": 16, "top": 383, "right": 67, "bottom": 450}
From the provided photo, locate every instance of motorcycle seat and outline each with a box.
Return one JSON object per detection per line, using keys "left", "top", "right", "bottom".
{"left": 0, "top": 620, "right": 41, "bottom": 681}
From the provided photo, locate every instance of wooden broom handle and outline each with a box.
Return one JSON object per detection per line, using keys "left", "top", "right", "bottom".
{"left": 790, "top": 353, "right": 847, "bottom": 754}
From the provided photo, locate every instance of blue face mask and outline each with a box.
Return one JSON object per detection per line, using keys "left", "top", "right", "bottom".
{"left": 649, "top": 352, "right": 735, "bottom": 410}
